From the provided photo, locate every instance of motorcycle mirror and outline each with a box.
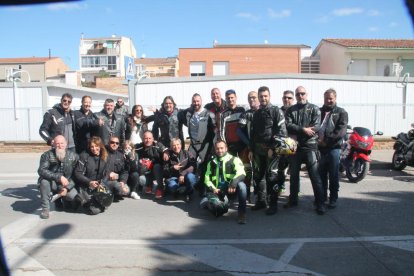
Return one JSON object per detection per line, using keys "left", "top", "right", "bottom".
{"left": 376, "top": 131, "right": 383, "bottom": 136}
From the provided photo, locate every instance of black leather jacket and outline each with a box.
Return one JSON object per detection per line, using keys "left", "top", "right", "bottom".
{"left": 39, "top": 104, "right": 76, "bottom": 146}
{"left": 74, "top": 108, "right": 98, "bottom": 153}
{"left": 164, "top": 149, "right": 196, "bottom": 178}
{"left": 318, "top": 105, "right": 349, "bottom": 151}
{"left": 106, "top": 147, "right": 129, "bottom": 183}
{"left": 93, "top": 110, "right": 126, "bottom": 145}
{"left": 286, "top": 102, "right": 321, "bottom": 151}
{"left": 251, "top": 104, "right": 287, "bottom": 149}
{"left": 74, "top": 152, "right": 109, "bottom": 189}
{"left": 37, "top": 149, "right": 79, "bottom": 189}
{"left": 152, "top": 108, "right": 185, "bottom": 148}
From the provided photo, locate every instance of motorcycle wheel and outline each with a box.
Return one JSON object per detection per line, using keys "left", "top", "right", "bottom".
{"left": 392, "top": 151, "right": 406, "bottom": 171}
{"left": 346, "top": 158, "right": 369, "bottom": 183}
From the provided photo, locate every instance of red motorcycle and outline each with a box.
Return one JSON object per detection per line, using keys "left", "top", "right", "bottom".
{"left": 340, "top": 126, "right": 383, "bottom": 183}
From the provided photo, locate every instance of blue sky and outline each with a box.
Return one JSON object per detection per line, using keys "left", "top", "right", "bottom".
{"left": 0, "top": 0, "right": 413, "bottom": 70}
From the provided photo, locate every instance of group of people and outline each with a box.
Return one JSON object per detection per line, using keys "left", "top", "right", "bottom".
{"left": 37, "top": 85, "right": 348, "bottom": 224}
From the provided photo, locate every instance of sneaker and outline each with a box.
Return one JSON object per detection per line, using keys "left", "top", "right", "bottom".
{"left": 278, "top": 188, "right": 286, "bottom": 196}
{"left": 145, "top": 186, "right": 152, "bottom": 194}
{"left": 327, "top": 200, "right": 337, "bottom": 209}
{"left": 130, "top": 192, "right": 141, "bottom": 200}
{"left": 238, "top": 212, "right": 246, "bottom": 224}
{"left": 40, "top": 208, "right": 49, "bottom": 219}
{"left": 265, "top": 205, "right": 278, "bottom": 215}
{"left": 316, "top": 204, "right": 326, "bottom": 215}
{"left": 185, "top": 194, "right": 192, "bottom": 203}
{"left": 155, "top": 189, "right": 163, "bottom": 199}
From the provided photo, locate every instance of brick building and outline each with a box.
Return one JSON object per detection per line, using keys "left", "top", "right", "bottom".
{"left": 178, "top": 43, "right": 311, "bottom": 77}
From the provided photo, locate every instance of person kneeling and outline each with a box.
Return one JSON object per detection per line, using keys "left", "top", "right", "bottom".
{"left": 200, "top": 141, "right": 247, "bottom": 224}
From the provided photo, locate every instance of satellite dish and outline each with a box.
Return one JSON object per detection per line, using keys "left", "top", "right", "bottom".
{"left": 103, "top": 42, "right": 107, "bottom": 47}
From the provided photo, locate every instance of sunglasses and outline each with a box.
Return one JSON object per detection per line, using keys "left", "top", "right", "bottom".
{"left": 283, "top": 96, "right": 293, "bottom": 100}
{"left": 62, "top": 99, "right": 72, "bottom": 103}
{"left": 135, "top": 109, "right": 142, "bottom": 112}
{"left": 109, "top": 141, "right": 119, "bottom": 145}
{"left": 296, "top": 92, "right": 306, "bottom": 96}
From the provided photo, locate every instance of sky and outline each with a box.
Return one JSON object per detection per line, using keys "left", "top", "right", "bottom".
{"left": 0, "top": 0, "right": 413, "bottom": 70}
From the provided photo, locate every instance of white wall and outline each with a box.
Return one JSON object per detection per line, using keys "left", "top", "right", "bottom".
{"left": 131, "top": 74, "right": 414, "bottom": 136}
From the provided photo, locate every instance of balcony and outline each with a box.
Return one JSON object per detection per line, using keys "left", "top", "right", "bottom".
{"left": 84, "top": 48, "right": 119, "bottom": 56}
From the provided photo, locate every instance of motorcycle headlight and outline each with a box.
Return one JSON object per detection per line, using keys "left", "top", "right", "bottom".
{"left": 356, "top": 140, "right": 370, "bottom": 149}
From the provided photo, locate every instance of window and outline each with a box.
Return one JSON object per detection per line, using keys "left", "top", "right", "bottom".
{"left": 190, "top": 62, "right": 206, "bottom": 76}
{"left": 108, "top": 56, "right": 117, "bottom": 70}
{"left": 81, "top": 56, "right": 117, "bottom": 70}
{"left": 301, "top": 60, "right": 320, "bottom": 74}
{"left": 213, "top": 62, "right": 229, "bottom": 76}
{"left": 376, "top": 59, "right": 393, "bottom": 76}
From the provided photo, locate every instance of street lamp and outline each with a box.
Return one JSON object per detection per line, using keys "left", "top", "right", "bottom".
{"left": 10, "top": 69, "right": 31, "bottom": 120}
{"left": 347, "top": 60, "right": 354, "bottom": 74}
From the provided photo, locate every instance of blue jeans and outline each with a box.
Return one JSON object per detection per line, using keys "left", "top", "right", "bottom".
{"left": 234, "top": 181, "right": 247, "bottom": 213}
{"left": 318, "top": 148, "right": 341, "bottom": 202}
{"left": 166, "top": 173, "right": 197, "bottom": 195}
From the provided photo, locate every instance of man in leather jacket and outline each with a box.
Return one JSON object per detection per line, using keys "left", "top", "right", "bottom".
{"left": 37, "top": 135, "right": 79, "bottom": 219}
{"left": 39, "top": 93, "right": 76, "bottom": 151}
{"left": 318, "top": 89, "right": 348, "bottom": 209}
{"left": 94, "top": 98, "right": 126, "bottom": 146}
{"left": 249, "top": 86, "right": 287, "bottom": 215}
{"left": 105, "top": 136, "right": 130, "bottom": 199}
{"left": 74, "top": 95, "right": 98, "bottom": 154}
{"left": 284, "top": 86, "right": 326, "bottom": 215}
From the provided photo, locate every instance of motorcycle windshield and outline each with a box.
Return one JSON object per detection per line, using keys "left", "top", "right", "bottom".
{"left": 353, "top": 127, "right": 372, "bottom": 137}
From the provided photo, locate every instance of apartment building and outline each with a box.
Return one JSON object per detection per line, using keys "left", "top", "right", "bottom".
{"left": 79, "top": 35, "right": 137, "bottom": 85}
{"left": 135, "top": 57, "right": 178, "bottom": 78}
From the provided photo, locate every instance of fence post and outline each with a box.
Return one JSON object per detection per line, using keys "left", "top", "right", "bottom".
{"left": 28, "top": 108, "right": 31, "bottom": 141}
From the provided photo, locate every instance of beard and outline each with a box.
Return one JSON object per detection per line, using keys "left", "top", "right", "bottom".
{"left": 56, "top": 148, "right": 66, "bottom": 162}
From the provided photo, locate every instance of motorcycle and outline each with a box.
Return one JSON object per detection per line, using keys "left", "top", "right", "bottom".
{"left": 391, "top": 123, "right": 414, "bottom": 171}
{"left": 340, "top": 126, "right": 383, "bottom": 183}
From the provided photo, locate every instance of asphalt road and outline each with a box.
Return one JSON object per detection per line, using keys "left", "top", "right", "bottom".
{"left": 1, "top": 151, "right": 413, "bottom": 275}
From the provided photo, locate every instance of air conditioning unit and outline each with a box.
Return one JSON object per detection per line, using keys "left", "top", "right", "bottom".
{"left": 392, "top": 63, "right": 403, "bottom": 77}
{"left": 5, "top": 68, "right": 12, "bottom": 82}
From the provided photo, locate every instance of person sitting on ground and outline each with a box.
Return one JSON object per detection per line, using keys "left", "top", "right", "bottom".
{"left": 135, "top": 131, "right": 169, "bottom": 199}
{"left": 123, "top": 140, "right": 142, "bottom": 200}
{"left": 201, "top": 140, "right": 247, "bottom": 224}
{"left": 164, "top": 138, "right": 197, "bottom": 202}
{"left": 73, "top": 136, "right": 113, "bottom": 215}
{"left": 37, "top": 135, "right": 80, "bottom": 219}
{"left": 105, "top": 136, "right": 130, "bottom": 200}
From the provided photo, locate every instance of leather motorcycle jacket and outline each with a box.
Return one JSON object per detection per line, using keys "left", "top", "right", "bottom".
{"left": 74, "top": 152, "right": 109, "bottom": 189}
{"left": 318, "top": 104, "right": 348, "bottom": 152}
{"left": 152, "top": 108, "right": 185, "bottom": 148}
{"left": 285, "top": 102, "right": 321, "bottom": 151}
{"left": 93, "top": 110, "right": 126, "bottom": 146}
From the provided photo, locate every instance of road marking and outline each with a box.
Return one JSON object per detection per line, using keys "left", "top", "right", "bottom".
{"left": 162, "top": 244, "right": 323, "bottom": 276}
{"left": 374, "top": 240, "right": 414, "bottom": 252}
{"left": 6, "top": 245, "right": 54, "bottom": 276}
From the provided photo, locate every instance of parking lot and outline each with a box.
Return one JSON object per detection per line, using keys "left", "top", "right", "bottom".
{"left": 1, "top": 151, "right": 414, "bottom": 275}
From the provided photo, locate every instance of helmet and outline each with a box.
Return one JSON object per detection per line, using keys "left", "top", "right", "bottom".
{"left": 140, "top": 158, "right": 154, "bottom": 170}
{"left": 92, "top": 185, "right": 114, "bottom": 208}
{"left": 206, "top": 192, "right": 229, "bottom": 217}
{"left": 273, "top": 137, "right": 297, "bottom": 155}
{"left": 408, "top": 129, "right": 414, "bottom": 140}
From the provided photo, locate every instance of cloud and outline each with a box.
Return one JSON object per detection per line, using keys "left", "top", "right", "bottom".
{"left": 268, "top": 8, "right": 291, "bottom": 18}
{"left": 367, "top": 9, "right": 381, "bottom": 16}
{"left": 236, "top": 12, "right": 260, "bottom": 21}
{"left": 368, "top": 26, "right": 379, "bottom": 32}
{"left": 47, "top": 3, "right": 88, "bottom": 11}
{"left": 332, "top": 8, "right": 363, "bottom": 16}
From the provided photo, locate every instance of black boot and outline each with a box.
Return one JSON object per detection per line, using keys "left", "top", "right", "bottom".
{"left": 266, "top": 193, "right": 278, "bottom": 215}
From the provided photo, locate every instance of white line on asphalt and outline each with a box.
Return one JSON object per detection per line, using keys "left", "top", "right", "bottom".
{"left": 374, "top": 240, "right": 414, "bottom": 252}
{"left": 161, "top": 244, "right": 323, "bottom": 276}
{"left": 6, "top": 245, "right": 54, "bottom": 276}
{"left": 276, "top": 242, "right": 304, "bottom": 266}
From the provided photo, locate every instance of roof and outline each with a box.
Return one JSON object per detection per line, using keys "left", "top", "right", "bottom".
{"left": 135, "top": 57, "right": 177, "bottom": 66}
{"left": 0, "top": 57, "right": 59, "bottom": 64}
{"left": 213, "top": 44, "right": 311, "bottom": 49}
{"left": 321, "top": 39, "right": 414, "bottom": 49}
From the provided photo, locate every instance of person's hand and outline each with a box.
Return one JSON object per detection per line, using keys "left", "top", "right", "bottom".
{"left": 163, "top": 152, "right": 170, "bottom": 162}
{"left": 60, "top": 176, "right": 69, "bottom": 187}
{"left": 148, "top": 106, "right": 157, "bottom": 113}
{"left": 303, "top": 127, "right": 316, "bottom": 137}
{"left": 173, "top": 164, "right": 182, "bottom": 171}
{"left": 59, "top": 188, "right": 68, "bottom": 197}
{"left": 178, "top": 175, "right": 184, "bottom": 184}
{"left": 89, "top": 181, "right": 99, "bottom": 189}
{"left": 98, "top": 117, "right": 105, "bottom": 126}
{"left": 268, "top": 149, "right": 274, "bottom": 158}
{"left": 228, "top": 187, "right": 236, "bottom": 194}
{"left": 109, "top": 172, "right": 119, "bottom": 180}
{"left": 213, "top": 188, "right": 220, "bottom": 194}
{"left": 120, "top": 182, "right": 129, "bottom": 193}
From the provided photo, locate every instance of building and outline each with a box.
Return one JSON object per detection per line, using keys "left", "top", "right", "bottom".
{"left": 79, "top": 35, "right": 137, "bottom": 85}
{"left": 135, "top": 57, "right": 178, "bottom": 78}
{"left": 178, "top": 43, "right": 311, "bottom": 77}
{"left": 312, "top": 39, "right": 414, "bottom": 76}
{"left": 0, "top": 57, "right": 69, "bottom": 83}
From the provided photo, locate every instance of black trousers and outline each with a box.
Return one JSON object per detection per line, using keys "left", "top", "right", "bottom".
{"left": 288, "top": 150, "right": 324, "bottom": 206}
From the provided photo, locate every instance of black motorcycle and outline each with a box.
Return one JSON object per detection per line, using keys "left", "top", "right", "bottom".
{"left": 391, "top": 123, "right": 414, "bottom": 171}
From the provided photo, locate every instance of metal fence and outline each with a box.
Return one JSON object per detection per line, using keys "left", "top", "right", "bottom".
{"left": 0, "top": 104, "right": 413, "bottom": 142}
